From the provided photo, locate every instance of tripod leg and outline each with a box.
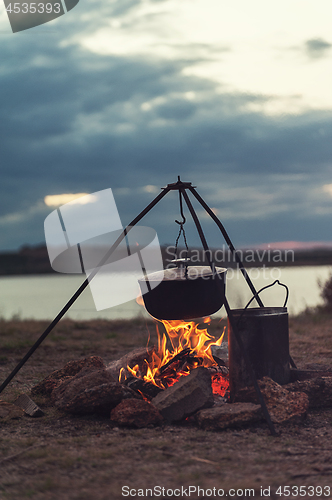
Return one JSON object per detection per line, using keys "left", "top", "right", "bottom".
{"left": 188, "top": 186, "right": 264, "bottom": 307}
{"left": 0, "top": 187, "right": 171, "bottom": 395}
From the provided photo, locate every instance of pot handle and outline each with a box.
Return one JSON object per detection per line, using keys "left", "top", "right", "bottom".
{"left": 243, "top": 279, "right": 289, "bottom": 311}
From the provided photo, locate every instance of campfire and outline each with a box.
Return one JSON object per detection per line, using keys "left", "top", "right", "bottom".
{"left": 28, "top": 313, "right": 323, "bottom": 432}
{"left": 118, "top": 318, "right": 229, "bottom": 398}
{"left": 4, "top": 177, "right": 327, "bottom": 434}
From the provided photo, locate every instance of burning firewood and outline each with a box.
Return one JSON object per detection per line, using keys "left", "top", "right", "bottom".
{"left": 116, "top": 318, "right": 229, "bottom": 398}
{"left": 125, "top": 377, "right": 163, "bottom": 399}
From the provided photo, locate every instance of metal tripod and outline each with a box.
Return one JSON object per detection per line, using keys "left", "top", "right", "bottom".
{"left": 1, "top": 177, "right": 288, "bottom": 435}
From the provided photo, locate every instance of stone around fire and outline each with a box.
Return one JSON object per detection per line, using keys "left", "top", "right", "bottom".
{"left": 195, "top": 403, "right": 262, "bottom": 431}
{"left": 234, "top": 376, "right": 309, "bottom": 425}
{"left": 151, "top": 367, "right": 214, "bottom": 422}
{"left": 52, "top": 367, "right": 123, "bottom": 415}
{"left": 110, "top": 399, "right": 163, "bottom": 428}
{"left": 286, "top": 377, "right": 332, "bottom": 409}
{"left": 31, "top": 356, "right": 105, "bottom": 396}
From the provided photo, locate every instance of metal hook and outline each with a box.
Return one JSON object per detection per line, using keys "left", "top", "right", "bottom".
{"left": 175, "top": 190, "right": 186, "bottom": 225}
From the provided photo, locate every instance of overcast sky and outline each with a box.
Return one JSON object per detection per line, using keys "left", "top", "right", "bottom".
{"left": 1, "top": 0, "right": 332, "bottom": 251}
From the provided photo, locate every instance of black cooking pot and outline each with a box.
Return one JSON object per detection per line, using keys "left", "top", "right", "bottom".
{"left": 138, "top": 261, "right": 227, "bottom": 320}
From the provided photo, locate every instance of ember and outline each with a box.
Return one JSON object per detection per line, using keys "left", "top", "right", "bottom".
{"left": 120, "top": 318, "right": 229, "bottom": 397}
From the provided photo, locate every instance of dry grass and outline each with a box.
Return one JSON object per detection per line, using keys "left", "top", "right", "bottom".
{"left": 0, "top": 314, "right": 331, "bottom": 500}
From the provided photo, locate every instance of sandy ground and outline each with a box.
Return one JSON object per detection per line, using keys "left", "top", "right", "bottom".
{"left": 0, "top": 313, "right": 332, "bottom": 500}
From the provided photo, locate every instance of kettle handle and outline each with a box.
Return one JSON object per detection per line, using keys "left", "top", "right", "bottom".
{"left": 243, "top": 279, "right": 289, "bottom": 311}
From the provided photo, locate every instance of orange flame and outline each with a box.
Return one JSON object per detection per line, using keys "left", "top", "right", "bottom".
{"left": 126, "top": 318, "right": 229, "bottom": 396}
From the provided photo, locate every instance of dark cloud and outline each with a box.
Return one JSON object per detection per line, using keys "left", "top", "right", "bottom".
{"left": 304, "top": 38, "right": 332, "bottom": 59}
{"left": 155, "top": 98, "right": 197, "bottom": 120}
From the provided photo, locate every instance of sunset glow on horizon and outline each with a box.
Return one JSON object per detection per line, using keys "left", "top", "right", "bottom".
{"left": 44, "top": 193, "right": 91, "bottom": 207}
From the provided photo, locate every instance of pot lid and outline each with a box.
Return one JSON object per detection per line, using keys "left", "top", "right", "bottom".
{"left": 139, "top": 265, "right": 227, "bottom": 282}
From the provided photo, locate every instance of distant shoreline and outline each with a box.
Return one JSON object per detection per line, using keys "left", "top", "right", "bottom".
{"left": 0, "top": 244, "right": 331, "bottom": 276}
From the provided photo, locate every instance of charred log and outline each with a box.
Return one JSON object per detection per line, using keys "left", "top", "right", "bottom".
{"left": 159, "top": 348, "right": 191, "bottom": 373}
{"left": 125, "top": 377, "right": 163, "bottom": 399}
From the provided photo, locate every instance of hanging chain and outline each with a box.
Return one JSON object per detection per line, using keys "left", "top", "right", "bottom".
{"left": 174, "top": 190, "right": 189, "bottom": 277}
{"left": 175, "top": 222, "right": 189, "bottom": 258}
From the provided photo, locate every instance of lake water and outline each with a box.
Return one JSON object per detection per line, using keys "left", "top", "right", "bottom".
{"left": 0, "top": 265, "right": 331, "bottom": 321}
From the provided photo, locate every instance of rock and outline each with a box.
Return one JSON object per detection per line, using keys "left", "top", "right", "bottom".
{"left": 110, "top": 399, "right": 163, "bottom": 428}
{"left": 151, "top": 367, "right": 214, "bottom": 422}
{"left": 13, "top": 394, "right": 44, "bottom": 417}
{"left": 31, "top": 377, "right": 72, "bottom": 396}
{"left": 52, "top": 367, "right": 123, "bottom": 415}
{"left": 196, "top": 403, "right": 263, "bottom": 430}
{"left": 106, "top": 347, "right": 155, "bottom": 381}
{"left": 285, "top": 377, "right": 332, "bottom": 409}
{"left": 269, "top": 391, "right": 309, "bottom": 425}
{"left": 234, "top": 376, "right": 309, "bottom": 425}
{"left": 0, "top": 400, "right": 25, "bottom": 420}
{"left": 31, "top": 356, "right": 105, "bottom": 396}
{"left": 290, "top": 368, "right": 332, "bottom": 382}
